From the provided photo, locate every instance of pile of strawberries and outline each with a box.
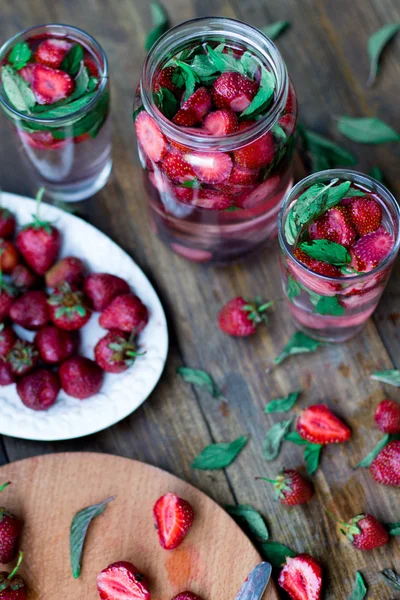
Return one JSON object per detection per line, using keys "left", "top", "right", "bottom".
{"left": 0, "top": 190, "right": 149, "bottom": 410}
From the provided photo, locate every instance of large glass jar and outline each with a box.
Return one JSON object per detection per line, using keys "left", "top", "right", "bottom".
{"left": 134, "top": 17, "right": 297, "bottom": 263}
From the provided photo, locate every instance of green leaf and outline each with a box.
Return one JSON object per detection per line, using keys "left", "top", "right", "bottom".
{"left": 225, "top": 504, "right": 269, "bottom": 540}
{"left": 299, "top": 240, "right": 351, "bottom": 266}
{"left": 262, "top": 22, "right": 290, "bottom": 41}
{"left": 206, "top": 44, "right": 242, "bottom": 75}
{"left": 31, "top": 92, "right": 97, "bottom": 119}
{"left": 192, "top": 436, "right": 248, "bottom": 470}
{"left": 313, "top": 295, "right": 345, "bottom": 317}
{"left": 386, "top": 522, "right": 400, "bottom": 536}
{"left": 70, "top": 496, "right": 114, "bottom": 578}
{"left": 369, "top": 166, "right": 384, "bottom": 182}
{"left": 381, "top": 568, "right": 400, "bottom": 591}
{"left": 301, "top": 128, "right": 357, "bottom": 169}
{"left": 61, "top": 44, "right": 84, "bottom": 77}
{"left": 259, "top": 541, "right": 296, "bottom": 567}
{"left": 145, "top": 1, "right": 170, "bottom": 50}
{"left": 349, "top": 571, "right": 367, "bottom": 600}
{"left": 272, "top": 123, "right": 287, "bottom": 143}
{"left": 1, "top": 65, "right": 36, "bottom": 112}
{"left": 240, "top": 66, "right": 275, "bottom": 118}
{"left": 153, "top": 86, "right": 178, "bottom": 119}
{"left": 174, "top": 60, "right": 199, "bottom": 102}
{"left": 337, "top": 116, "right": 400, "bottom": 144}
{"left": 87, "top": 76, "right": 99, "bottom": 92}
{"left": 191, "top": 54, "right": 219, "bottom": 79}
{"left": 133, "top": 105, "right": 145, "bottom": 122}
{"left": 176, "top": 366, "right": 222, "bottom": 398}
{"left": 284, "top": 211, "right": 299, "bottom": 246}
{"left": 8, "top": 42, "right": 32, "bottom": 70}
{"left": 304, "top": 443, "right": 323, "bottom": 475}
{"left": 344, "top": 189, "right": 366, "bottom": 198}
{"left": 274, "top": 332, "right": 322, "bottom": 365}
{"left": 367, "top": 23, "right": 400, "bottom": 86}
{"left": 284, "top": 431, "right": 309, "bottom": 446}
{"left": 371, "top": 369, "right": 400, "bottom": 387}
{"left": 287, "top": 276, "right": 301, "bottom": 302}
{"left": 356, "top": 434, "right": 390, "bottom": 467}
{"left": 240, "top": 51, "right": 258, "bottom": 79}
{"left": 262, "top": 419, "right": 293, "bottom": 460}
{"left": 265, "top": 391, "right": 300, "bottom": 413}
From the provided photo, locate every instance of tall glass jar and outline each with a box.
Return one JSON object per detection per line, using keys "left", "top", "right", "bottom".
{"left": 134, "top": 17, "right": 297, "bottom": 263}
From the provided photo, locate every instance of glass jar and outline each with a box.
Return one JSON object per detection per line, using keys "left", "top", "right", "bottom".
{"left": 134, "top": 17, "right": 297, "bottom": 263}
{"left": 0, "top": 24, "right": 112, "bottom": 202}
{"left": 278, "top": 169, "right": 400, "bottom": 343}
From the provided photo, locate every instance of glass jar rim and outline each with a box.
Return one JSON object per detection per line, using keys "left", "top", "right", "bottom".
{"left": 0, "top": 23, "right": 109, "bottom": 125}
{"left": 140, "top": 16, "right": 289, "bottom": 151}
{"left": 278, "top": 168, "right": 400, "bottom": 283}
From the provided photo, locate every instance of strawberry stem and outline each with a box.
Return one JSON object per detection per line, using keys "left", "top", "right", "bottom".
{"left": 325, "top": 507, "right": 347, "bottom": 527}
{"left": 255, "top": 476, "right": 276, "bottom": 484}
{"left": 8, "top": 551, "right": 23, "bottom": 581}
{"left": 0, "top": 481, "right": 11, "bottom": 493}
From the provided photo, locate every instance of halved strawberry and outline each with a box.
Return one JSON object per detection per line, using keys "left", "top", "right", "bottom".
{"left": 174, "top": 186, "right": 196, "bottom": 204}
{"left": 212, "top": 72, "right": 258, "bottom": 112}
{"left": 185, "top": 151, "right": 232, "bottom": 184}
{"left": 35, "top": 38, "right": 72, "bottom": 68}
{"left": 202, "top": 109, "right": 238, "bottom": 135}
{"left": 19, "top": 64, "right": 35, "bottom": 84}
{"left": 173, "top": 87, "right": 212, "bottom": 127}
{"left": 309, "top": 206, "right": 356, "bottom": 249}
{"left": 97, "top": 561, "right": 151, "bottom": 600}
{"left": 193, "top": 189, "right": 232, "bottom": 210}
{"left": 155, "top": 66, "right": 179, "bottom": 95}
{"left": 278, "top": 554, "right": 323, "bottom": 600}
{"left": 135, "top": 111, "right": 167, "bottom": 163}
{"left": 228, "top": 164, "right": 259, "bottom": 186}
{"left": 348, "top": 196, "right": 382, "bottom": 236}
{"left": 31, "top": 64, "right": 74, "bottom": 104}
{"left": 297, "top": 404, "right": 351, "bottom": 444}
{"left": 162, "top": 152, "right": 196, "bottom": 184}
{"left": 352, "top": 226, "right": 394, "bottom": 269}
{"left": 153, "top": 492, "right": 194, "bottom": 550}
{"left": 234, "top": 124, "right": 275, "bottom": 169}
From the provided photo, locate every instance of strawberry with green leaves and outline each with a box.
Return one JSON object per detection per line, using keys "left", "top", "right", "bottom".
{"left": 7, "top": 340, "right": 39, "bottom": 378}
{"left": 327, "top": 510, "right": 389, "bottom": 550}
{"left": 257, "top": 469, "right": 314, "bottom": 506}
{"left": 48, "top": 282, "right": 91, "bottom": 331}
{"left": 218, "top": 296, "right": 274, "bottom": 337}
{"left": 94, "top": 331, "right": 144, "bottom": 373}
{"left": 0, "top": 484, "right": 22, "bottom": 565}
{"left": 0, "top": 552, "right": 26, "bottom": 600}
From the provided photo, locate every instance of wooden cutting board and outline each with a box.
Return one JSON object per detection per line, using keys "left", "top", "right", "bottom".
{"left": 0, "top": 453, "right": 279, "bottom": 600}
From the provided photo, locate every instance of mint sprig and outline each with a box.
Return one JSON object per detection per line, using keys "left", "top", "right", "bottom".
{"left": 1, "top": 65, "right": 35, "bottom": 113}
{"left": 274, "top": 331, "right": 323, "bottom": 365}
{"left": 8, "top": 42, "right": 32, "bottom": 70}
{"left": 240, "top": 65, "right": 275, "bottom": 119}
{"left": 60, "top": 44, "right": 84, "bottom": 77}
{"left": 312, "top": 295, "right": 345, "bottom": 317}
{"left": 262, "top": 419, "right": 293, "bottom": 460}
{"left": 265, "top": 391, "right": 300, "bottom": 413}
{"left": 349, "top": 571, "right": 367, "bottom": 600}
{"left": 225, "top": 504, "right": 269, "bottom": 541}
{"left": 299, "top": 239, "right": 351, "bottom": 266}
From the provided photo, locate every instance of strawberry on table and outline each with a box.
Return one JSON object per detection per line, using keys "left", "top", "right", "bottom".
{"left": 11, "top": 265, "right": 41, "bottom": 292}
{"left": 348, "top": 196, "right": 382, "bottom": 236}
{"left": 297, "top": 404, "right": 351, "bottom": 444}
{"left": 374, "top": 399, "right": 400, "bottom": 434}
{"left": 0, "top": 326, "right": 17, "bottom": 359}
{"left": 30, "top": 64, "right": 74, "bottom": 105}
{"left": 35, "top": 38, "right": 72, "bottom": 68}
{"left": 331, "top": 512, "right": 389, "bottom": 550}
{"left": 99, "top": 293, "right": 149, "bottom": 334}
{"left": 135, "top": 111, "right": 167, "bottom": 163}
{"left": 218, "top": 296, "right": 273, "bottom": 337}
{"left": 0, "top": 552, "right": 26, "bottom": 600}
{"left": 172, "top": 87, "right": 212, "bottom": 127}
{"left": 278, "top": 554, "right": 322, "bottom": 600}
{"left": 45, "top": 256, "right": 86, "bottom": 289}
{"left": 0, "top": 209, "right": 16, "bottom": 240}
{"left": 369, "top": 440, "right": 400, "bottom": 486}
{"left": 352, "top": 226, "right": 394, "bottom": 270}
{"left": 202, "top": 109, "right": 238, "bottom": 135}
{"left": 35, "top": 325, "right": 79, "bottom": 365}
{"left": 48, "top": 282, "right": 91, "bottom": 331}
{"left": 16, "top": 368, "right": 61, "bottom": 411}
{"left": 257, "top": 469, "right": 314, "bottom": 506}
{"left": 185, "top": 151, "right": 233, "bottom": 184}
{"left": 97, "top": 561, "right": 150, "bottom": 600}
{"left": 309, "top": 206, "right": 356, "bottom": 248}
{"left": 10, "top": 290, "right": 50, "bottom": 331}
{"left": 59, "top": 356, "right": 104, "bottom": 399}
{"left": 95, "top": 331, "right": 143, "bottom": 373}
{"left": 7, "top": 340, "right": 39, "bottom": 378}
{"left": 153, "top": 492, "right": 194, "bottom": 550}
{"left": 84, "top": 273, "right": 131, "bottom": 312}
{"left": 212, "top": 72, "right": 257, "bottom": 112}
{"left": 0, "top": 483, "right": 22, "bottom": 564}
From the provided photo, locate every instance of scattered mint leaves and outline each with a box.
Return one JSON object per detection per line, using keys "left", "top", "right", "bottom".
{"left": 240, "top": 66, "right": 275, "bottom": 118}
{"left": 371, "top": 369, "right": 400, "bottom": 387}
{"left": 349, "top": 571, "right": 367, "bottom": 600}
{"left": 287, "top": 276, "right": 301, "bottom": 301}
{"left": 61, "top": 44, "right": 84, "bottom": 77}
{"left": 298, "top": 125, "right": 357, "bottom": 171}
{"left": 8, "top": 42, "right": 32, "bottom": 70}
{"left": 225, "top": 504, "right": 269, "bottom": 540}
{"left": 367, "top": 23, "right": 400, "bottom": 86}
{"left": 145, "top": 1, "right": 170, "bottom": 51}
{"left": 337, "top": 116, "right": 400, "bottom": 143}
{"left": 313, "top": 295, "right": 345, "bottom": 317}
{"left": 154, "top": 86, "right": 178, "bottom": 119}
{"left": 284, "top": 431, "right": 309, "bottom": 446}
{"left": 304, "top": 443, "right": 323, "bottom": 475}
{"left": 262, "top": 419, "right": 293, "bottom": 460}
{"left": 1, "top": 65, "right": 36, "bottom": 112}
{"left": 262, "top": 22, "right": 290, "bottom": 41}
{"left": 259, "top": 541, "right": 296, "bottom": 567}
{"left": 176, "top": 366, "right": 222, "bottom": 398}
{"left": 299, "top": 240, "right": 351, "bottom": 266}
{"left": 192, "top": 436, "right": 248, "bottom": 470}
{"left": 265, "top": 391, "right": 300, "bottom": 413}
{"left": 274, "top": 332, "right": 322, "bottom": 365}
{"left": 382, "top": 569, "right": 400, "bottom": 591}
{"left": 173, "top": 60, "right": 199, "bottom": 102}
{"left": 386, "top": 522, "right": 400, "bottom": 536}
{"left": 356, "top": 434, "right": 390, "bottom": 467}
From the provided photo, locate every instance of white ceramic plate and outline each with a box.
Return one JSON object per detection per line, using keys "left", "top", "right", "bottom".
{"left": 0, "top": 192, "right": 168, "bottom": 441}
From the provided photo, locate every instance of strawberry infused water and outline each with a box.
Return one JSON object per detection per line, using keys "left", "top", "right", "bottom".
{"left": 279, "top": 170, "right": 400, "bottom": 342}
{"left": 134, "top": 18, "right": 297, "bottom": 263}
{"left": 0, "top": 24, "right": 111, "bottom": 201}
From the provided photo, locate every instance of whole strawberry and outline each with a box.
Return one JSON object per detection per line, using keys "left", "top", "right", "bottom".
{"left": 0, "top": 362, "right": 15, "bottom": 386}
{"left": 233, "top": 124, "right": 275, "bottom": 170}
{"left": 0, "top": 326, "right": 17, "bottom": 359}
{"left": 332, "top": 512, "right": 389, "bottom": 550}
{"left": 370, "top": 440, "right": 400, "bottom": 486}
{"left": 10, "top": 290, "right": 50, "bottom": 331}
{"left": 172, "top": 87, "right": 212, "bottom": 127}
{"left": 7, "top": 340, "right": 39, "bottom": 378}
{"left": 257, "top": 469, "right": 314, "bottom": 506}
{"left": 0, "top": 242, "right": 19, "bottom": 275}
{"left": 218, "top": 296, "right": 273, "bottom": 337}
{"left": 59, "top": 356, "right": 103, "bottom": 399}
{"left": 48, "top": 283, "right": 91, "bottom": 331}
{"left": 95, "top": 331, "right": 144, "bottom": 373}
{"left": 0, "top": 208, "right": 16, "bottom": 240}
{"left": 84, "top": 273, "right": 130, "bottom": 311}
{"left": 99, "top": 293, "right": 149, "bottom": 333}
{"left": 309, "top": 205, "right": 356, "bottom": 248}
{"left": 278, "top": 553, "right": 322, "bottom": 600}
{"left": 17, "top": 368, "right": 61, "bottom": 411}
{"left": 153, "top": 492, "right": 194, "bottom": 550}
{"left": 11, "top": 265, "right": 41, "bottom": 292}
{"left": 0, "top": 552, "right": 26, "bottom": 599}
{"left": 16, "top": 188, "right": 61, "bottom": 275}
{"left": 97, "top": 561, "right": 150, "bottom": 600}
{"left": 0, "top": 277, "right": 17, "bottom": 322}
{"left": 35, "top": 326, "right": 79, "bottom": 365}
{"left": 0, "top": 484, "right": 22, "bottom": 564}
{"left": 212, "top": 72, "right": 257, "bottom": 112}
{"left": 297, "top": 404, "right": 351, "bottom": 444}
{"left": 45, "top": 256, "right": 86, "bottom": 289}
{"left": 374, "top": 399, "right": 400, "bottom": 434}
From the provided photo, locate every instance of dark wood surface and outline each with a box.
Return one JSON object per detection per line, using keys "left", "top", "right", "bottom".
{"left": 0, "top": 1, "right": 399, "bottom": 598}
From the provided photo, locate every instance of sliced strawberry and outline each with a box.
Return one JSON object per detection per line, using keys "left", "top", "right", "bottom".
{"left": 349, "top": 248, "right": 369, "bottom": 273}
{"left": 174, "top": 186, "right": 196, "bottom": 204}
{"left": 228, "top": 164, "right": 259, "bottom": 186}
{"left": 193, "top": 189, "right": 232, "bottom": 210}
{"left": 288, "top": 251, "right": 340, "bottom": 297}
{"left": 284, "top": 84, "right": 297, "bottom": 115}
{"left": 202, "top": 109, "right": 238, "bottom": 135}
{"left": 339, "top": 286, "right": 381, "bottom": 309}
{"left": 297, "top": 404, "right": 351, "bottom": 444}
{"left": 162, "top": 152, "right": 196, "bottom": 184}
{"left": 153, "top": 492, "right": 194, "bottom": 550}
{"left": 309, "top": 206, "right": 356, "bottom": 248}
{"left": 31, "top": 64, "right": 74, "bottom": 104}
{"left": 212, "top": 72, "right": 258, "bottom": 112}
{"left": 18, "top": 130, "right": 67, "bottom": 150}
{"left": 155, "top": 66, "right": 179, "bottom": 94}
{"left": 173, "top": 87, "right": 212, "bottom": 127}
{"left": 278, "top": 554, "right": 323, "bottom": 600}
{"left": 234, "top": 123, "right": 275, "bottom": 169}
{"left": 348, "top": 196, "right": 382, "bottom": 236}
{"left": 35, "top": 38, "right": 72, "bottom": 68}
{"left": 235, "top": 177, "right": 280, "bottom": 209}
{"left": 135, "top": 111, "right": 167, "bottom": 163}
{"left": 19, "top": 64, "right": 35, "bottom": 84}
{"left": 352, "top": 226, "right": 394, "bottom": 269}
{"left": 293, "top": 248, "right": 341, "bottom": 279}
{"left": 97, "top": 561, "right": 151, "bottom": 600}
{"left": 185, "top": 151, "right": 232, "bottom": 184}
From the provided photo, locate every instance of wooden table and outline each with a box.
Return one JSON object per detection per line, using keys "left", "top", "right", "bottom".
{"left": 0, "top": 1, "right": 399, "bottom": 598}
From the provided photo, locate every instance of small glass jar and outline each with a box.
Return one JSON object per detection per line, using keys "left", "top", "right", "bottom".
{"left": 134, "top": 17, "right": 297, "bottom": 263}
{"left": 278, "top": 169, "right": 400, "bottom": 343}
{"left": 0, "top": 24, "right": 112, "bottom": 202}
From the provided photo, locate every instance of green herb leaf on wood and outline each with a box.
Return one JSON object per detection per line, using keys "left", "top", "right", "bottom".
{"left": 265, "top": 391, "right": 300, "bottom": 413}
{"left": 274, "top": 332, "right": 322, "bottom": 365}
{"left": 176, "top": 366, "right": 222, "bottom": 398}
{"left": 225, "top": 504, "right": 269, "bottom": 540}
{"left": 262, "top": 22, "right": 290, "bottom": 41}
{"left": 192, "top": 436, "right": 248, "bottom": 470}
{"left": 299, "top": 240, "right": 351, "bottom": 266}
{"left": 356, "top": 433, "right": 390, "bottom": 468}
{"left": 262, "top": 419, "right": 293, "bottom": 460}
{"left": 304, "top": 443, "right": 323, "bottom": 475}
{"left": 299, "top": 126, "right": 357, "bottom": 171}
{"left": 349, "top": 571, "right": 367, "bottom": 600}
{"left": 367, "top": 23, "right": 400, "bottom": 86}
{"left": 1, "top": 65, "right": 36, "bottom": 112}
{"left": 259, "top": 541, "right": 296, "bottom": 567}
{"left": 145, "top": 1, "right": 170, "bottom": 51}
{"left": 386, "top": 522, "right": 400, "bottom": 536}
{"left": 337, "top": 116, "right": 400, "bottom": 144}
{"left": 8, "top": 42, "right": 32, "bottom": 70}
{"left": 284, "top": 431, "right": 309, "bottom": 446}
{"left": 61, "top": 44, "right": 84, "bottom": 77}
{"left": 371, "top": 369, "right": 400, "bottom": 387}
{"left": 381, "top": 568, "right": 400, "bottom": 591}
{"left": 369, "top": 166, "right": 384, "bottom": 182}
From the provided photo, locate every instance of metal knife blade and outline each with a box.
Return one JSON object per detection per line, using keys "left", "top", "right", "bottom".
{"left": 234, "top": 562, "right": 272, "bottom": 600}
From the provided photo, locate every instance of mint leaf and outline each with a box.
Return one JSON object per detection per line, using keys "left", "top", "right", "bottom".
{"left": 262, "top": 419, "right": 293, "bottom": 460}
{"left": 225, "top": 504, "right": 269, "bottom": 540}
{"left": 176, "top": 366, "right": 222, "bottom": 398}
{"left": 313, "top": 295, "right": 345, "bottom": 317}
{"left": 304, "top": 443, "right": 323, "bottom": 475}
{"left": 369, "top": 166, "right": 384, "bottom": 182}
{"left": 344, "top": 189, "right": 366, "bottom": 198}
{"left": 174, "top": 60, "right": 199, "bottom": 102}
{"left": 274, "top": 332, "right": 322, "bottom": 365}
{"left": 299, "top": 240, "right": 351, "bottom": 266}
{"left": 287, "top": 276, "right": 301, "bottom": 301}
{"left": 133, "top": 105, "right": 145, "bottom": 122}
{"left": 240, "top": 51, "right": 258, "bottom": 79}
{"left": 191, "top": 54, "right": 219, "bottom": 79}
{"left": 367, "top": 23, "right": 400, "bottom": 86}
{"left": 1, "top": 65, "right": 36, "bottom": 113}
{"left": 262, "top": 22, "right": 290, "bottom": 41}
{"left": 356, "top": 433, "right": 390, "bottom": 467}
{"left": 154, "top": 86, "right": 178, "bottom": 119}
{"left": 337, "top": 116, "right": 400, "bottom": 143}
{"left": 272, "top": 123, "right": 287, "bottom": 143}
{"left": 371, "top": 369, "right": 400, "bottom": 387}
{"left": 386, "top": 522, "right": 400, "bottom": 536}
{"left": 70, "top": 496, "right": 114, "bottom": 578}
{"left": 240, "top": 66, "right": 275, "bottom": 118}
{"left": 206, "top": 44, "right": 242, "bottom": 75}
{"left": 259, "top": 541, "right": 296, "bottom": 567}
{"left": 61, "top": 44, "right": 84, "bottom": 77}
{"left": 299, "top": 126, "right": 357, "bottom": 170}
{"left": 145, "top": 1, "right": 170, "bottom": 50}
{"left": 349, "top": 571, "right": 367, "bottom": 600}
{"left": 31, "top": 92, "right": 97, "bottom": 119}
{"left": 382, "top": 569, "right": 400, "bottom": 591}
{"left": 265, "top": 391, "right": 300, "bottom": 413}
{"left": 8, "top": 42, "right": 32, "bottom": 70}
{"left": 284, "top": 431, "right": 309, "bottom": 446}
{"left": 192, "top": 436, "right": 248, "bottom": 470}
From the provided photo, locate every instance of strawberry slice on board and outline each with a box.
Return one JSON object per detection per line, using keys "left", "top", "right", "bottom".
{"left": 185, "top": 151, "right": 233, "bottom": 184}
{"left": 153, "top": 492, "right": 194, "bottom": 550}
{"left": 97, "top": 561, "right": 151, "bottom": 600}
{"left": 297, "top": 404, "right": 351, "bottom": 445}
{"left": 135, "top": 111, "right": 167, "bottom": 163}
{"left": 31, "top": 64, "right": 74, "bottom": 104}
{"left": 34, "top": 38, "right": 72, "bottom": 68}
{"left": 278, "top": 553, "right": 323, "bottom": 600}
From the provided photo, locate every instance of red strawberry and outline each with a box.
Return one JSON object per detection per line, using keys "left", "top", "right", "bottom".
{"left": 16, "top": 368, "right": 60, "bottom": 411}
{"left": 173, "top": 88, "right": 212, "bottom": 127}
{"left": 293, "top": 248, "right": 341, "bottom": 279}
{"left": 0, "top": 483, "right": 22, "bottom": 564}
{"left": 135, "top": 111, "right": 167, "bottom": 163}
{"left": 11, "top": 265, "right": 41, "bottom": 291}
{"left": 172, "top": 594, "right": 202, "bottom": 600}
{"left": 348, "top": 196, "right": 382, "bottom": 236}
{"left": 333, "top": 512, "right": 389, "bottom": 550}
{"left": 374, "top": 399, "right": 400, "bottom": 434}
{"left": 7, "top": 340, "right": 39, "bottom": 377}
{"left": 97, "top": 561, "right": 150, "bottom": 600}
{"left": 370, "top": 440, "right": 400, "bottom": 486}
{"left": 0, "top": 552, "right": 26, "bottom": 599}
{"left": 349, "top": 249, "right": 369, "bottom": 273}
{"left": 235, "top": 177, "right": 280, "bottom": 210}
{"left": 0, "top": 326, "right": 17, "bottom": 359}
{"left": 162, "top": 152, "right": 196, "bottom": 184}
{"left": 0, "top": 282, "right": 17, "bottom": 322}
{"left": 45, "top": 256, "right": 86, "bottom": 289}
{"left": 99, "top": 294, "right": 149, "bottom": 334}
{"left": 278, "top": 554, "right": 322, "bottom": 600}
{"left": 192, "top": 189, "right": 232, "bottom": 210}
{"left": 19, "top": 64, "right": 35, "bottom": 84}
{"left": 95, "top": 330, "right": 143, "bottom": 373}
{"left": 202, "top": 110, "right": 238, "bottom": 135}
{"left": 228, "top": 164, "right": 259, "bottom": 186}
{"left": 16, "top": 189, "right": 61, "bottom": 275}
{"left": 218, "top": 296, "right": 273, "bottom": 337}
{"left": 59, "top": 356, "right": 104, "bottom": 399}
{"left": 155, "top": 66, "right": 179, "bottom": 95}
{"left": 84, "top": 58, "right": 99, "bottom": 78}
{"left": 35, "top": 38, "right": 71, "bottom": 68}
{"left": 35, "top": 325, "right": 79, "bottom": 365}
{"left": 352, "top": 226, "right": 394, "bottom": 269}
{"left": 185, "top": 151, "right": 232, "bottom": 184}
{"left": 174, "top": 186, "right": 196, "bottom": 204}
{"left": 48, "top": 283, "right": 91, "bottom": 331}
{"left": 153, "top": 492, "right": 194, "bottom": 550}
{"left": 0, "top": 242, "right": 19, "bottom": 275}
{"left": 309, "top": 206, "right": 356, "bottom": 248}
{"left": 10, "top": 290, "right": 50, "bottom": 331}
{"left": 84, "top": 273, "right": 130, "bottom": 312}
{"left": 31, "top": 64, "right": 74, "bottom": 104}
{"left": 234, "top": 126, "right": 275, "bottom": 169}
{"left": 0, "top": 362, "right": 15, "bottom": 386}
{"left": 0, "top": 209, "right": 16, "bottom": 239}
{"left": 18, "top": 130, "right": 67, "bottom": 151}
{"left": 212, "top": 72, "right": 257, "bottom": 112}
{"left": 284, "top": 85, "right": 297, "bottom": 115}
{"left": 257, "top": 469, "right": 314, "bottom": 506}
{"left": 297, "top": 404, "right": 351, "bottom": 444}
